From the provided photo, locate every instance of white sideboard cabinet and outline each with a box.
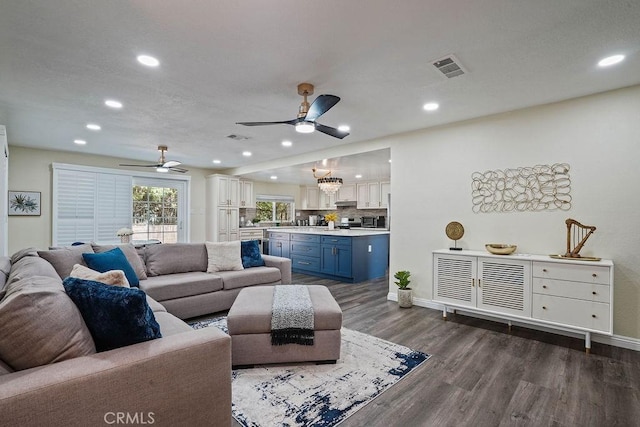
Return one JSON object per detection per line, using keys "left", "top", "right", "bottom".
{"left": 433, "top": 250, "right": 614, "bottom": 353}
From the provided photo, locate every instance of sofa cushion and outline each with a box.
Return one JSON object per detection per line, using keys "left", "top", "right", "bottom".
{"left": 62, "top": 277, "right": 162, "bottom": 352}
{"left": 70, "top": 264, "right": 130, "bottom": 287}
{"left": 153, "top": 311, "right": 193, "bottom": 337}
{"left": 6, "top": 254, "right": 60, "bottom": 287}
{"left": 0, "top": 256, "right": 10, "bottom": 296}
{"left": 206, "top": 241, "right": 244, "bottom": 273}
{"left": 145, "top": 243, "right": 208, "bottom": 276}
{"left": 0, "top": 276, "right": 96, "bottom": 371}
{"left": 139, "top": 272, "right": 223, "bottom": 302}
{"left": 217, "top": 266, "right": 282, "bottom": 290}
{"left": 82, "top": 247, "right": 139, "bottom": 287}
{"left": 37, "top": 243, "right": 95, "bottom": 279}
{"left": 10, "top": 247, "right": 39, "bottom": 264}
{"left": 241, "top": 240, "right": 265, "bottom": 268}
{"left": 91, "top": 243, "right": 148, "bottom": 280}
{"left": 0, "top": 358, "right": 14, "bottom": 375}
{"left": 146, "top": 295, "right": 167, "bottom": 313}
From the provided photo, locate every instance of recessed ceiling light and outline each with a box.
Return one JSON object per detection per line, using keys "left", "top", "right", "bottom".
{"left": 338, "top": 125, "right": 350, "bottom": 132}
{"left": 212, "top": 159, "right": 221, "bottom": 164}
{"left": 423, "top": 102, "right": 439, "bottom": 111}
{"left": 74, "top": 139, "right": 87, "bottom": 145}
{"left": 281, "top": 140, "right": 292, "bottom": 147}
{"left": 355, "top": 174, "right": 362, "bottom": 179}
{"left": 86, "top": 123, "right": 101, "bottom": 131}
{"left": 270, "top": 175, "right": 278, "bottom": 180}
{"left": 242, "top": 151, "right": 252, "bottom": 157}
{"left": 388, "top": 159, "right": 392, "bottom": 163}
{"left": 598, "top": 54, "right": 625, "bottom": 67}
{"left": 137, "top": 54, "right": 160, "bottom": 67}
{"left": 105, "top": 99, "right": 123, "bottom": 109}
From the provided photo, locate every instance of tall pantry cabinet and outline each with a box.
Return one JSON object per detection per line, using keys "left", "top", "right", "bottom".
{"left": 205, "top": 174, "right": 240, "bottom": 242}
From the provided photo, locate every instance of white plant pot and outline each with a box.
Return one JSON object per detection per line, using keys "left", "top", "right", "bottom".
{"left": 328, "top": 221, "right": 335, "bottom": 230}
{"left": 397, "top": 288, "right": 413, "bottom": 308}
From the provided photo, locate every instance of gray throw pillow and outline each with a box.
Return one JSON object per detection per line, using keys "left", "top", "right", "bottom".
{"left": 91, "top": 244, "right": 147, "bottom": 280}
{"left": 37, "top": 243, "right": 95, "bottom": 279}
{"left": 0, "top": 275, "right": 96, "bottom": 371}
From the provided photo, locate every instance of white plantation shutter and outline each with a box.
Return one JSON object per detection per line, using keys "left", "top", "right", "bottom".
{"left": 53, "top": 166, "right": 132, "bottom": 246}
{"left": 96, "top": 174, "right": 133, "bottom": 243}
{"left": 55, "top": 169, "right": 97, "bottom": 246}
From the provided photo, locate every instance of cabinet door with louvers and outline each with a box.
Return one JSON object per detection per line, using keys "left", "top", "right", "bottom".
{"left": 433, "top": 253, "right": 477, "bottom": 308}
{"left": 477, "top": 257, "right": 531, "bottom": 317}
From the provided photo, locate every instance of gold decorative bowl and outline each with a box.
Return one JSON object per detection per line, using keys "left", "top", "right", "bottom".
{"left": 485, "top": 244, "right": 517, "bottom": 255}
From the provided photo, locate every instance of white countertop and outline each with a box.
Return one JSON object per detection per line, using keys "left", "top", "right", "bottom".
{"left": 266, "top": 227, "right": 389, "bottom": 236}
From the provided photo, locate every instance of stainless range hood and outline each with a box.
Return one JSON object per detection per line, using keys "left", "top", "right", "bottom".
{"left": 335, "top": 200, "right": 357, "bottom": 207}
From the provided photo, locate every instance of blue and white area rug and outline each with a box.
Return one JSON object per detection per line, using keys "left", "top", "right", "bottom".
{"left": 190, "top": 317, "right": 431, "bottom": 427}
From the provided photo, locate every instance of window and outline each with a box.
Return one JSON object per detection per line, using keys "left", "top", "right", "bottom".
{"left": 52, "top": 164, "right": 190, "bottom": 246}
{"left": 255, "top": 195, "right": 295, "bottom": 223}
{"left": 132, "top": 178, "right": 187, "bottom": 243}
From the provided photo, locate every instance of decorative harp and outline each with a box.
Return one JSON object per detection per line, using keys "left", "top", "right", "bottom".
{"left": 564, "top": 218, "right": 596, "bottom": 258}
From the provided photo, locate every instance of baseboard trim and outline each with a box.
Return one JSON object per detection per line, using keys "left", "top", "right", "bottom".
{"left": 386, "top": 293, "right": 640, "bottom": 352}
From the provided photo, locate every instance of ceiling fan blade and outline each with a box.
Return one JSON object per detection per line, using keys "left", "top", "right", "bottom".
{"left": 163, "top": 160, "right": 181, "bottom": 168}
{"left": 236, "top": 119, "right": 297, "bottom": 126}
{"left": 305, "top": 95, "right": 340, "bottom": 122}
{"left": 119, "top": 164, "right": 159, "bottom": 168}
{"left": 314, "top": 123, "right": 350, "bottom": 139}
{"left": 170, "top": 167, "right": 189, "bottom": 173}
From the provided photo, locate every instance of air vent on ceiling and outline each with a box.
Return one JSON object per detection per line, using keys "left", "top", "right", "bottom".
{"left": 226, "top": 134, "right": 250, "bottom": 141}
{"left": 431, "top": 54, "right": 466, "bottom": 79}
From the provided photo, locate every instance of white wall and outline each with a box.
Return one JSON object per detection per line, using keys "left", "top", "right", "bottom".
{"left": 7, "top": 146, "right": 213, "bottom": 253}
{"left": 389, "top": 84, "right": 640, "bottom": 339}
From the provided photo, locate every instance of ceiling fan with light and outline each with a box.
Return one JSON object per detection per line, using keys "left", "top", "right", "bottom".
{"left": 119, "top": 145, "right": 188, "bottom": 173}
{"left": 236, "top": 83, "right": 349, "bottom": 139}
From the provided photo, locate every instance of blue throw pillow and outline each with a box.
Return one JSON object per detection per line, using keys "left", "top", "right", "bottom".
{"left": 82, "top": 247, "right": 139, "bottom": 286}
{"left": 62, "top": 277, "right": 162, "bottom": 352}
{"left": 241, "top": 240, "right": 265, "bottom": 268}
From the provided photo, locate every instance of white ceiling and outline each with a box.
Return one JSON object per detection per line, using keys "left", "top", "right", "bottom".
{"left": 1, "top": 1, "right": 639, "bottom": 184}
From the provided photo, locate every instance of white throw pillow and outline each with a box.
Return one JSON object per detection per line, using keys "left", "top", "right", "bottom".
{"left": 205, "top": 241, "right": 244, "bottom": 273}
{"left": 69, "top": 264, "right": 130, "bottom": 287}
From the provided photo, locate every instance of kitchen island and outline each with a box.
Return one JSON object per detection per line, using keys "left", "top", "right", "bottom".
{"left": 267, "top": 228, "right": 389, "bottom": 283}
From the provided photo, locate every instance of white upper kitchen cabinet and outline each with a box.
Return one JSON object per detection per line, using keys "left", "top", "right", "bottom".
{"left": 336, "top": 184, "right": 356, "bottom": 202}
{"left": 239, "top": 180, "right": 254, "bottom": 208}
{"left": 357, "top": 182, "right": 382, "bottom": 209}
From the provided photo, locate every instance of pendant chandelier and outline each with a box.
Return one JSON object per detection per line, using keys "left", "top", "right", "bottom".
{"left": 312, "top": 168, "right": 343, "bottom": 195}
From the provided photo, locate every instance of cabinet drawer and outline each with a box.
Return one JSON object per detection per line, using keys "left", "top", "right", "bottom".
{"left": 532, "top": 294, "right": 610, "bottom": 332}
{"left": 321, "top": 236, "right": 351, "bottom": 246}
{"left": 290, "top": 242, "right": 320, "bottom": 257}
{"left": 291, "top": 255, "right": 320, "bottom": 272}
{"left": 533, "top": 262, "right": 609, "bottom": 285}
{"left": 240, "top": 230, "right": 264, "bottom": 240}
{"left": 291, "top": 233, "right": 321, "bottom": 243}
{"left": 269, "top": 232, "right": 290, "bottom": 240}
{"left": 532, "top": 278, "right": 610, "bottom": 303}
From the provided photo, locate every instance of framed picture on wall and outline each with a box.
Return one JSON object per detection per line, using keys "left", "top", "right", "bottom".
{"left": 8, "top": 191, "right": 41, "bottom": 216}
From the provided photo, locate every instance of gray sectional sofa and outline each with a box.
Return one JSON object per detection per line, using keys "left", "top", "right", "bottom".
{"left": 0, "top": 242, "right": 292, "bottom": 426}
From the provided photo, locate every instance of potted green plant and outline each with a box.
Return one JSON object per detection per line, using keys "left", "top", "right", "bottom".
{"left": 394, "top": 270, "right": 412, "bottom": 308}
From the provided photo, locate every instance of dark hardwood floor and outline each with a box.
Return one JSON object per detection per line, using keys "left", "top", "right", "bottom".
{"left": 227, "top": 273, "right": 640, "bottom": 427}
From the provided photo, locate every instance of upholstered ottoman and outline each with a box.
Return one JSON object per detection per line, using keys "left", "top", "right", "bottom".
{"left": 227, "top": 285, "right": 342, "bottom": 366}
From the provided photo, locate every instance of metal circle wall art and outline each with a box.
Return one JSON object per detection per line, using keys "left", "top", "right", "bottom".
{"left": 471, "top": 163, "right": 571, "bottom": 213}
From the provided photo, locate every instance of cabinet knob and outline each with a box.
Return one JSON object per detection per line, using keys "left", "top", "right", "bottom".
{"left": 542, "top": 285, "right": 547, "bottom": 289}
{"left": 542, "top": 269, "right": 547, "bottom": 273}
{"left": 592, "top": 291, "right": 597, "bottom": 295}
{"left": 592, "top": 273, "right": 597, "bottom": 278}
{"left": 592, "top": 314, "right": 597, "bottom": 318}
{"left": 542, "top": 306, "right": 547, "bottom": 310}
